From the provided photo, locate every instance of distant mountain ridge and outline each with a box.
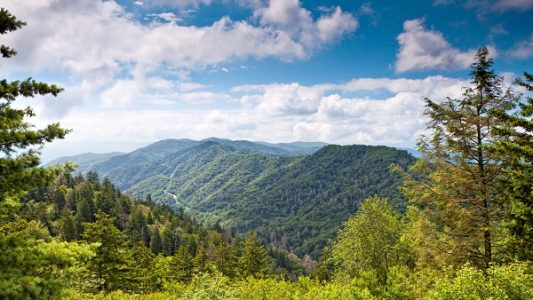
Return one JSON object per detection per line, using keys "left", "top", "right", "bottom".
{"left": 47, "top": 138, "right": 416, "bottom": 258}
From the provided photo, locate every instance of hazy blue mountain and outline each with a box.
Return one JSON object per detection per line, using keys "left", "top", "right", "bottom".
{"left": 44, "top": 152, "right": 124, "bottom": 173}
{"left": 254, "top": 141, "right": 328, "bottom": 155}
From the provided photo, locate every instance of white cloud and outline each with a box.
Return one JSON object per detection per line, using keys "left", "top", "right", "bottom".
{"left": 1, "top": 0, "right": 357, "bottom": 117}
{"left": 3, "top": 0, "right": 356, "bottom": 75}
{"left": 508, "top": 33, "right": 533, "bottom": 59}
{"left": 33, "top": 73, "right": 478, "bottom": 161}
{"left": 254, "top": 0, "right": 357, "bottom": 48}
{"left": 395, "top": 19, "right": 479, "bottom": 73}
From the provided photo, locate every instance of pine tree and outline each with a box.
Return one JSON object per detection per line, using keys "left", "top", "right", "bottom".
{"left": 150, "top": 223, "right": 163, "bottom": 254}
{"left": 492, "top": 72, "right": 533, "bottom": 260}
{"left": 237, "top": 232, "right": 271, "bottom": 278}
{"left": 171, "top": 244, "right": 194, "bottom": 282}
{"left": 213, "top": 238, "right": 237, "bottom": 277}
{"left": 0, "top": 7, "right": 71, "bottom": 298}
{"left": 83, "top": 211, "right": 133, "bottom": 292}
{"left": 400, "top": 47, "right": 519, "bottom": 268}
{"left": 0, "top": 7, "right": 68, "bottom": 207}
{"left": 58, "top": 208, "right": 77, "bottom": 241}
{"left": 76, "top": 182, "right": 95, "bottom": 222}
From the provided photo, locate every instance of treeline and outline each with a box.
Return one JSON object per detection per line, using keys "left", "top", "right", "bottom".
{"left": 15, "top": 171, "right": 306, "bottom": 293}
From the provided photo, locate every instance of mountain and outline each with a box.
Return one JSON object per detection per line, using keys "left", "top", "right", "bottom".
{"left": 44, "top": 152, "right": 124, "bottom": 173}
{"left": 47, "top": 139, "right": 415, "bottom": 258}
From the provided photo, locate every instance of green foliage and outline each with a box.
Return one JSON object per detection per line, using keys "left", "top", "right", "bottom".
{"left": 332, "top": 197, "right": 411, "bottom": 285}
{"left": 0, "top": 219, "right": 94, "bottom": 299}
{"left": 430, "top": 263, "right": 533, "bottom": 299}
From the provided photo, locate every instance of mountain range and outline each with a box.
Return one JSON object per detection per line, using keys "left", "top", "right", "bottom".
{"left": 47, "top": 138, "right": 416, "bottom": 258}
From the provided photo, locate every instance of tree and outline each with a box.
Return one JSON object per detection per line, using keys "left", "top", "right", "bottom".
{"left": 59, "top": 207, "right": 77, "bottom": 241}
{"left": 237, "top": 232, "right": 271, "bottom": 278}
{"left": 332, "top": 196, "right": 408, "bottom": 285}
{"left": 150, "top": 223, "right": 163, "bottom": 254}
{"left": 0, "top": 7, "right": 72, "bottom": 298}
{"left": 170, "top": 243, "right": 194, "bottom": 282}
{"left": 0, "top": 8, "right": 68, "bottom": 205}
{"left": 83, "top": 211, "right": 133, "bottom": 292}
{"left": 491, "top": 72, "right": 533, "bottom": 260}
{"left": 400, "top": 47, "right": 519, "bottom": 269}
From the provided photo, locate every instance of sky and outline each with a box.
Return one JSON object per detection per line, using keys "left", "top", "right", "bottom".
{"left": 1, "top": 0, "right": 532, "bottom": 162}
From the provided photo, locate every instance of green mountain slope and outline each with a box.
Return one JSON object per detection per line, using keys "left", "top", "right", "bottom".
{"left": 49, "top": 139, "right": 415, "bottom": 258}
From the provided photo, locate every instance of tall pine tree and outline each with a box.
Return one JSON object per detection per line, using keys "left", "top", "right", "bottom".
{"left": 401, "top": 47, "right": 520, "bottom": 269}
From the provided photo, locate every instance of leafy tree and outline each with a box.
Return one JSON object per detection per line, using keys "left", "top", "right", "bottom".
{"left": 491, "top": 72, "right": 533, "bottom": 260}
{"left": 332, "top": 196, "right": 409, "bottom": 285}
{"left": 400, "top": 47, "right": 519, "bottom": 269}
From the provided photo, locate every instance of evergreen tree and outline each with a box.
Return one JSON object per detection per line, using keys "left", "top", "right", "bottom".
{"left": 150, "top": 223, "right": 163, "bottom": 254}
{"left": 171, "top": 244, "right": 194, "bottom": 282}
{"left": 492, "top": 72, "right": 533, "bottom": 260}
{"left": 130, "top": 245, "right": 156, "bottom": 293}
{"left": 400, "top": 47, "right": 519, "bottom": 268}
{"left": 127, "top": 206, "right": 148, "bottom": 246}
{"left": 0, "top": 7, "right": 71, "bottom": 298}
{"left": 96, "top": 177, "right": 115, "bottom": 214}
{"left": 213, "top": 239, "right": 237, "bottom": 277}
{"left": 0, "top": 9, "right": 68, "bottom": 205}
{"left": 58, "top": 207, "right": 77, "bottom": 241}
{"left": 76, "top": 183, "right": 95, "bottom": 222}
{"left": 83, "top": 211, "right": 133, "bottom": 292}
{"left": 238, "top": 232, "right": 271, "bottom": 278}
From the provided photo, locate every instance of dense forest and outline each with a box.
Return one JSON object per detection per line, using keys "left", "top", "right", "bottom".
{"left": 1, "top": 8, "right": 532, "bottom": 299}
{"left": 52, "top": 139, "right": 415, "bottom": 258}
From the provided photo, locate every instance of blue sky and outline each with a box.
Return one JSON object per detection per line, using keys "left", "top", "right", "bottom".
{"left": 2, "top": 0, "right": 532, "bottom": 162}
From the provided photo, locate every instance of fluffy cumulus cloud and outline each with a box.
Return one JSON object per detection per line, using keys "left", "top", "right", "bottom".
{"left": 395, "top": 19, "right": 479, "bottom": 73}
{"left": 2, "top": 0, "right": 356, "bottom": 75}
{"left": 2, "top": 0, "right": 356, "bottom": 114}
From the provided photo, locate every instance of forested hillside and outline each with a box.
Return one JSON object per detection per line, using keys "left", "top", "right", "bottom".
{"left": 56, "top": 140, "right": 415, "bottom": 257}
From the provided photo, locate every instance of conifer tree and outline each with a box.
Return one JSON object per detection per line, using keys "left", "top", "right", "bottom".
{"left": 171, "top": 244, "right": 194, "bottom": 282}
{"left": 0, "top": 7, "right": 72, "bottom": 299}
{"left": 401, "top": 47, "right": 519, "bottom": 268}
{"left": 59, "top": 207, "right": 77, "bottom": 241}
{"left": 83, "top": 211, "right": 133, "bottom": 291}
{"left": 150, "top": 223, "right": 163, "bottom": 254}
{"left": 238, "top": 232, "right": 271, "bottom": 278}
{"left": 492, "top": 72, "right": 533, "bottom": 260}
{"left": 0, "top": 7, "right": 68, "bottom": 207}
